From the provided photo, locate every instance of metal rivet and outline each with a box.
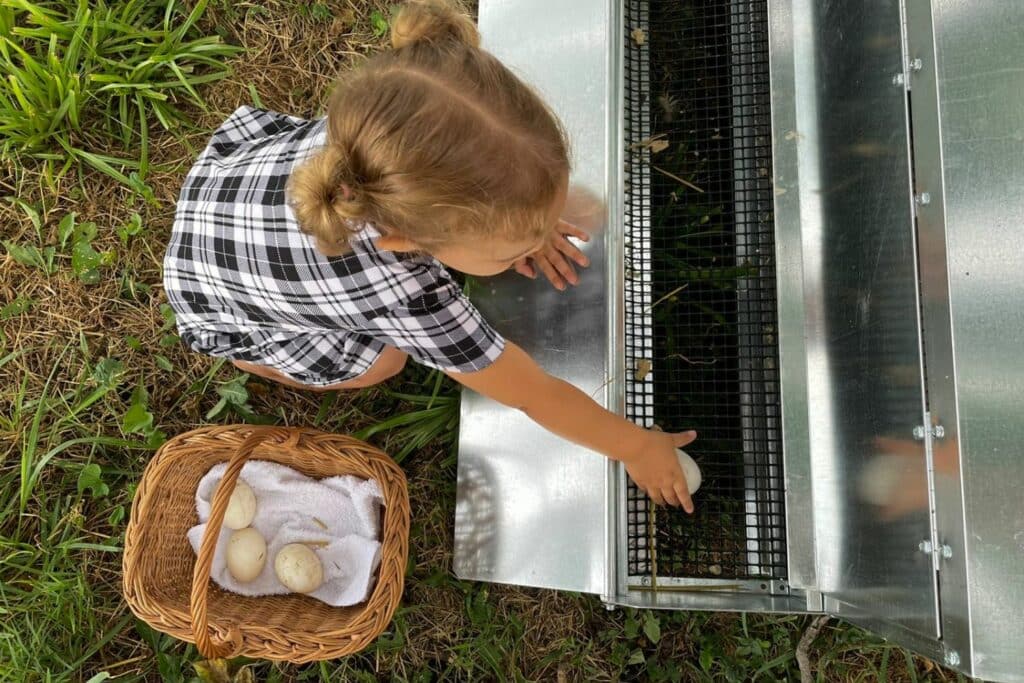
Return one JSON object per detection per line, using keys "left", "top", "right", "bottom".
{"left": 945, "top": 650, "right": 961, "bottom": 667}
{"left": 641, "top": 576, "right": 650, "bottom": 586}
{"left": 941, "top": 544, "right": 953, "bottom": 559}
{"left": 913, "top": 426, "right": 926, "bottom": 441}
{"left": 910, "top": 58, "right": 923, "bottom": 71}
{"left": 932, "top": 424, "right": 945, "bottom": 439}
{"left": 919, "top": 539, "right": 933, "bottom": 554}
{"left": 892, "top": 73, "right": 905, "bottom": 86}
{"left": 915, "top": 192, "right": 932, "bottom": 205}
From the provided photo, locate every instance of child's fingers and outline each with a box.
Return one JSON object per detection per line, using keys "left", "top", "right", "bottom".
{"left": 513, "top": 259, "right": 536, "bottom": 278}
{"left": 673, "top": 430, "right": 698, "bottom": 448}
{"left": 673, "top": 481, "right": 695, "bottom": 514}
{"left": 661, "top": 487, "right": 682, "bottom": 508}
{"left": 555, "top": 235, "right": 590, "bottom": 267}
{"left": 558, "top": 219, "right": 591, "bottom": 242}
{"left": 549, "top": 252, "right": 579, "bottom": 285}
{"left": 535, "top": 255, "right": 566, "bottom": 290}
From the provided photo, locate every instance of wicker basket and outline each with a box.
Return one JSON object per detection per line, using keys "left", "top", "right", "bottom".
{"left": 122, "top": 425, "right": 410, "bottom": 663}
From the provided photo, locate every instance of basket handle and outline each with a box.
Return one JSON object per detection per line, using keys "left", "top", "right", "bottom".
{"left": 189, "top": 429, "right": 277, "bottom": 659}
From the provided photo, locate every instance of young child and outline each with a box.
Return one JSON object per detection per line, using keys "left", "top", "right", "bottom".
{"left": 164, "top": 0, "right": 697, "bottom": 510}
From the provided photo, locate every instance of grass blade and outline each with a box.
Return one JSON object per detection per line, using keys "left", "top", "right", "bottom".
{"left": 19, "top": 346, "right": 68, "bottom": 513}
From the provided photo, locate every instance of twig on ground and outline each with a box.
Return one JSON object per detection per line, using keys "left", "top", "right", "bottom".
{"left": 797, "top": 615, "right": 831, "bottom": 683}
{"left": 652, "top": 165, "right": 705, "bottom": 194}
{"left": 666, "top": 353, "right": 717, "bottom": 366}
{"left": 643, "top": 284, "right": 688, "bottom": 313}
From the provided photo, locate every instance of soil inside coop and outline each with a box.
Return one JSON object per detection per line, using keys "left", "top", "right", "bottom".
{"left": 623, "top": 0, "right": 787, "bottom": 582}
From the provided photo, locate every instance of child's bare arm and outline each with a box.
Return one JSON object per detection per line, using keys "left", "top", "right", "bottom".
{"left": 448, "top": 342, "right": 697, "bottom": 511}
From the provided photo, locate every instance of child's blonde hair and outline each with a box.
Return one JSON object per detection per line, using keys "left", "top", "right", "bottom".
{"left": 287, "top": 0, "right": 570, "bottom": 256}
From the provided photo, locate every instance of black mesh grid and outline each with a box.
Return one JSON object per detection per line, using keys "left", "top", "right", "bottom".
{"left": 623, "top": 0, "right": 787, "bottom": 581}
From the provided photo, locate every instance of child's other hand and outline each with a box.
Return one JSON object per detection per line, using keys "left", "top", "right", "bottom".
{"left": 870, "top": 431, "right": 959, "bottom": 520}
{"left": 513, "top": 220, "right": 590, "bottom": 290}
{"left": 621, "top": 429, "right": 698, "bottom": 512}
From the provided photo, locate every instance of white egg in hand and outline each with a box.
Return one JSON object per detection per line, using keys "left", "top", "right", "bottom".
{"left": 676, "top": 449, "right": 702, "bottom": 495}
{"left": 226, "top": 528, "right": 267, "bottom": 583}
{"left": 274, "top": 544, "right": 324, "bottom": 594}
{"left": 222, "top": 480, "right": 257, "bottom": 530}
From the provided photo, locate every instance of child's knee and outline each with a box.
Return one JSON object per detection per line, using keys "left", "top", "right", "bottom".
{"left": 322, "top": 349, "right": 407, "bottom": 390}
{"left": 374, "top": 347, "right": 408, "bottom": 380}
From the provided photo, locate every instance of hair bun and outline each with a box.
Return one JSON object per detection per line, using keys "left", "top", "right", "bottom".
{"left": 391, "top": 0, "right": 480, "bottom": 49}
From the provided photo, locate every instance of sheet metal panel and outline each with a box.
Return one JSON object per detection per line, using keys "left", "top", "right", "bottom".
{"left": 767, "top": 0, "right": 817, "bottom": 592}
{"left": 453, "top": 0, "right": 615, "bottom": 594}
{"left": 769, "top": 0, "right": 939, "bottom": 638}
{"left": 928, "top": 1, "right": 1024, "bottom": 678}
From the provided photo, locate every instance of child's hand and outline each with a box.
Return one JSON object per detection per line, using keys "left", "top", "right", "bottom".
{"left": 621, "top": 429, "right": 699, "bottom": 512}
{"left": 513, "top": 219, "right": 590, "bottom": 290}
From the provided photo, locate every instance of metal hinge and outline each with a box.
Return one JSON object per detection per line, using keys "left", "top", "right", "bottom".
{"left": 915, "top": 411, "right": 945, "bottom": 570}
{"left": 896, "top": 0, "right": 927, "bottom": 92}
{"left": 894, "top": 57, "right": 924, "bottom": 90}
{"left": 896, "top": 0, "right": 912, "bottom": 91}
{"left": 912, "top": 420, "right": 943, "bottom": 441}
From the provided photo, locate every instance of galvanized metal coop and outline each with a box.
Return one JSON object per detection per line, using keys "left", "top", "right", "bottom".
{"left": 454, "top": 1, "right": 1024, "bottom": 680}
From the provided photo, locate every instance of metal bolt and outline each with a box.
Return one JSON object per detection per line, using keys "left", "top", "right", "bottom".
{"left": 916, "top": 192, "right": 932, "bottom": 205}
{"left": 605, "top": 603, "right": 618, "bottom": 612}
{"left": 941, "top": 544, "right": 953, "bottom": 559}
{"left": 932, "top": 424, "right": 946, "bottom": 439}
{"left": 919, "top": 540, "right": 933, "bottom": 554}
{"left": 892, "top": 72, "right": 905, "bottom": 86}
{"left": 641, "top": 576, "right": 651, "bottom": 586}
{"left": 910, "top": 58, "right": 923, "bottom": 71}
{"left": 913, "top": 425, "right": 926, "bottom": 441}
{"left": 945, "top": 649, "right": 961, "bottom": 667}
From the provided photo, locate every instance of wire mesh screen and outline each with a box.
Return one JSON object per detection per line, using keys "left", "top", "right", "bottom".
{"left": 623, "top": 0, "right": 787, "bottom": 582}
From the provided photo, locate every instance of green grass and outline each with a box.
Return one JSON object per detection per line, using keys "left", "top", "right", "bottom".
{"left": 0, "top": 0, "right": 239, "bottom": 188}
{"left": 0, "top": 1, "right": 971, "bottom": 681}
{"left": 0, "top": 347, "right": 154, "bottom": 679}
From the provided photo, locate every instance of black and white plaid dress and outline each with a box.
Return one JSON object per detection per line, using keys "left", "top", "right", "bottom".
{"left": 163, "top": 106, "right": 505, "bottom": 386}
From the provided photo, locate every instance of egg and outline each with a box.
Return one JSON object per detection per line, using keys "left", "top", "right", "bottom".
{"left": 222, "top": 480, "right": 257, "bottom": 530}
{"left": 226, "top": 528, "right": 267, "bottom": 583}
{"left": 858, "top": 456, "right": 903, "bottom": 506}
{"left": 274, "top": 543, "right": 324, "bottom": 594}
{"left": 676, "top": 449, "right": 702, "bottom": 495}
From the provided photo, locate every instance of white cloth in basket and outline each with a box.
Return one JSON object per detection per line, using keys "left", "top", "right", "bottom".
{"left": 187, "top": 460, "right": 383, "bottom": 606}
